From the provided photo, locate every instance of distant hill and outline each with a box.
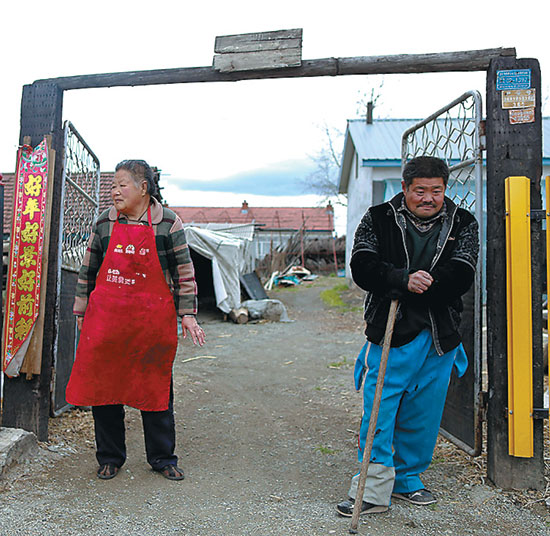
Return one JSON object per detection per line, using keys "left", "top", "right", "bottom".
{"left": 171, "top": 159, "right": 315, "bottom": 196}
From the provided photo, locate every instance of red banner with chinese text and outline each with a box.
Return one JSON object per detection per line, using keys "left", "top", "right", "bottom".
{"left": 2, "top": 138, "right": 49, "bottom": 377}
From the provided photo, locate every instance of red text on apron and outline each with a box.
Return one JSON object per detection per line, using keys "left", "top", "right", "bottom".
{"left": 66, "top": 207, "right": 178, "bottom": 411}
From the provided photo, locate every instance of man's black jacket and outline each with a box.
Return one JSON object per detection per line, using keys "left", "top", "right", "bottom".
{"left": 350, "top": 192, "right": 479, "bottom": 355}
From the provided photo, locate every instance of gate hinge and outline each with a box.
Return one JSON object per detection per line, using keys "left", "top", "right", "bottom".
{"left": 532, "top": 408, "right": 549, "bottom": 420}
{"left": 530, "top": 209, "right": 547, "bottom": 221}
{"left": 479, "top": 120, "right": 486, "bottom": 151}
{"left": 50, "top": 366, "right": 56, "bottom": 394}
{"left": 479, "top": 391, "right": 489, "bottom": 420}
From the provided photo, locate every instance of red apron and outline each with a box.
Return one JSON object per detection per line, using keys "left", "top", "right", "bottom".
{"left": 66, "top": 207, "right": 178, "bottom": 411}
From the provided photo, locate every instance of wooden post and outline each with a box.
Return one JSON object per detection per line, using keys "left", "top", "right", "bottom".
{"left": 486, "top": 57, "right": 544, "bottom": 488}
{"left": 0, "top": 178, "right": 3, "bottom": 374}
{"left": 1, "top": 82, "right": 64, "bottom": 441}
{"left": 300, "top": 213, "right": 305, "bottom": 267}
{"left": 328, "top": 204, "right": 338, "bottom": 275}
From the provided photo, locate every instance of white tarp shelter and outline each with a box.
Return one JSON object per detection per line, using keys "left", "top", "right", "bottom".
{"left": 183, "top": 226, "right": 252, "bottom": 314}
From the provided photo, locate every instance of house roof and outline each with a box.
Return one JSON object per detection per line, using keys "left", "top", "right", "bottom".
{"left": 172, "top": 202, "right": 335, "bottom": 232}
{"left": 0, "top": 171, "right": 112, "bottom": 236}
{"left": 338, "top": 118, "right": 423, "bottom": 194}
{"left": 99, "top": 172, "right": 114, "bottom": 213}
{"left": 339, "top": 117, "right": 550, "bottom": 194}
{"left": 1, "top": 169, "right": 170, "bottom": 236}
{"left": 347, "top": 118, "right": 421, "bottom": 162}
{"left": 1, "top": 173, "right": 15, "bottom": 235}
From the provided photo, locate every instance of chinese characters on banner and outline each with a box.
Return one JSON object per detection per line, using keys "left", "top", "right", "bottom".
{"left": 2, "top": 138, "right": 49, "bottom": 377}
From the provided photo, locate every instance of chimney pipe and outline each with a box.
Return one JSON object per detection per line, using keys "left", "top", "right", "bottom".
{"left": 366, "top": 101, "right": 374, "bottom": 124}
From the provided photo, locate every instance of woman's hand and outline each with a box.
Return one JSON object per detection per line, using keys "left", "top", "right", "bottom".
{"left": 76, "top": 316, "right": 84, "bottom": 331}
{"left": 182, "top": 316, "right": 205, "bottom": 346}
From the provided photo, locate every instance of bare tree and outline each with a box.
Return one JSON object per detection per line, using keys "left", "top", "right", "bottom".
{"left": 301, "top": 124, "right": 346, "bottom": 206}
{"left": 301, "top": 81, "right": 385, "bottom": 207}
{"left": 356, "top": 80, "right": 384, "bottom": 117}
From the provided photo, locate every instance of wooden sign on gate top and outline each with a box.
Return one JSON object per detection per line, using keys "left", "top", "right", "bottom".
{"left": 213, "top": 28, "right": 303, "bottom": 73}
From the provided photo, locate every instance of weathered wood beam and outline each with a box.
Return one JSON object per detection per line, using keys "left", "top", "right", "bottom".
{"left": 215, "top": 37, "right": 302, "bottom": 54}
{"left": 213, "top": 28, "right": 303, "bottom": 72}
{"left": 35, "top": 47, "right": 516, "bottom": 91}
{"left": 214, "top": 49, "right": 302, "bottom": 73}
{"left": 214, "top": 28, "right": 302, "bottom": 53}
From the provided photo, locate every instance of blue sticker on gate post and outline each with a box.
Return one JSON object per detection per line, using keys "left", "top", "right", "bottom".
{"left": 496, "top": 69, "right": 531, "bottom": 90}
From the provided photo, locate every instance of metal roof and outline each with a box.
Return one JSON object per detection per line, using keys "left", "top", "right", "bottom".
{"left": 339, "top": 117, "right": 550, "bottom": 193}
{"left": 348, "top": 118, "right": 420, "bottom": 161}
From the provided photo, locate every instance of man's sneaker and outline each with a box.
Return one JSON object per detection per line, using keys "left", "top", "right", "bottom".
{"left": 336, "top": 498, "right": 388, "bottom": 517}
{"left": 392, "top": 489, "right": 436, "bottom": 505}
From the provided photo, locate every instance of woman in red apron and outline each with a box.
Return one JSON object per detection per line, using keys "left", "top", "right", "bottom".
{"left": 67, "top": 159, "right": 205, "bottom": 480}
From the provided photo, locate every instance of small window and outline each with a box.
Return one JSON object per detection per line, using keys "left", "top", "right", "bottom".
{"left": 355, "top": 153, "right": 359, "bottom": 179}
{"left": 373, "top": 181, "right": 385, "bottom": 205}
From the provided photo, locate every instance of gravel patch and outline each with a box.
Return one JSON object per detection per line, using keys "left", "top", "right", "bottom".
{"left": 0, "top": 277, "right": 548, "bottom": 535}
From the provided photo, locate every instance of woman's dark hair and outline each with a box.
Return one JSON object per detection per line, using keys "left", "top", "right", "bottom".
{"left": 402, "top": 156, "right": 450, "bottom": 187}
{"left": 115, "top": 159, "right": 160, "bottom": 199}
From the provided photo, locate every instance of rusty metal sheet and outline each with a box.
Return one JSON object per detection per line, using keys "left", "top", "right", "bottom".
{"left": 501, "top": 89, "right": 536, "bottom": 109}
{"left": 509, "top": 108, "right": 535, "bottom": 124}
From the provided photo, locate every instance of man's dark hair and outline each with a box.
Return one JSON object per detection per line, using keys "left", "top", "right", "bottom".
{"left": 115, "top": 159, "right": 159, "bottom": 199}
{"left": 402, "top": 156, "right": 450, "bottom": 187}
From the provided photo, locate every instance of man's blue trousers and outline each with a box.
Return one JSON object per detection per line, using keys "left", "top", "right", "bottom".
{"left": 348, "top": 329, "right": 467, "bottom": 506}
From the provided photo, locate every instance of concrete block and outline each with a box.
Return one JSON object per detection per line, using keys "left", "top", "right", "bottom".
{"left": 0, "top": 427, "right": 38, "bottom": 477}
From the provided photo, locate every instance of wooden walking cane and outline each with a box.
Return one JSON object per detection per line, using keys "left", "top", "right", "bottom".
{"left": 349, "top": 299, "right": 399, "bottom": 534}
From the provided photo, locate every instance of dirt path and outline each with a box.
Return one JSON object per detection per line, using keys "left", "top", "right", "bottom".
{"left": 0, "top": 278, "right": 548, "bottom": 535}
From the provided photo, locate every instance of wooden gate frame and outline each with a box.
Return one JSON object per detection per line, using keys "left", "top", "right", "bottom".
{"left": 486, "top": 56, "right": 544, "bottom": 489}
{"left": 2, "top": 36, "right": 542, "bottom": 489}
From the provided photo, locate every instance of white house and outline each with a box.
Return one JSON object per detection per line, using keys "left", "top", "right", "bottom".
{"left": 338, "top": 117, "right": 550, "bottom": 277}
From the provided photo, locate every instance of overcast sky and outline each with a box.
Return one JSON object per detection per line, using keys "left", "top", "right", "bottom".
{"left": 0, "top": 0, "right": 546, "bottom": 234}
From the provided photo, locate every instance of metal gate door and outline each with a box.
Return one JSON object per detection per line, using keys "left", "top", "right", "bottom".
{"left": 401, "top": 91, "right": 484, "bottom": 455}
{"left": 51, "top": 122, "right": 100, "bottom": 415}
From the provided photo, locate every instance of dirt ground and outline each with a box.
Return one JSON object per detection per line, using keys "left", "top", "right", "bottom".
{"left": 1, "top": 277, "right": 549, "bottom": 535}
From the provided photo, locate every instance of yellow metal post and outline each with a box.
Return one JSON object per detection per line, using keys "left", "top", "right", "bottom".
{"left": 505, "top": 176, "right": 533, "bottom": 457}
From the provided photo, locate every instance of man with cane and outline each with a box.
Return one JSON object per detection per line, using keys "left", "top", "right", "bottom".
{"left": 336, "top": 156, "right": 479, "bottom": 517}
